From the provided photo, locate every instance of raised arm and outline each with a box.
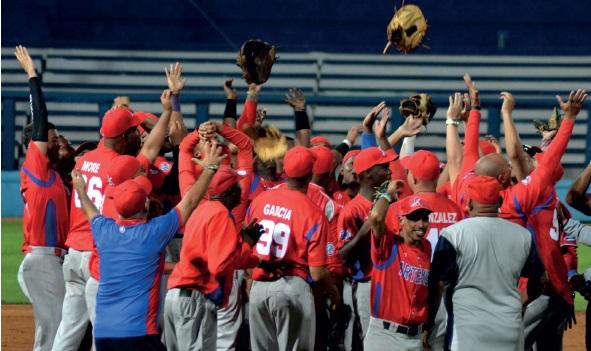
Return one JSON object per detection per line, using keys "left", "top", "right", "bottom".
{"left": 285, "top": 88, "right": 311, "bottom": 147}
{"left": 460, "top": 74, "right": 482, "bottom": 175}
{"left": 72, "top": 170, "right": 100, "bottom": 220}
{"left": 370, "top": 180, "right": 399, "bottom": 241}
{"left": 139, "top": 90, "right": 173, "bottom": 163}
{"left": 166, "top": 62, "right": 189, "bottom": 145}
{"left": 15, "top": 45, "right": 51, "bottom": 155}
{"left": 237, "top": 84, "right": 260, "bottom": 134}
{"left": 445, "top": 93, "right": 464, "bottom": 185}
{"left": 375, "top": 107, "right": 393, "bottom": 151}
{"left": 175, "top": 141, "right": 226, "bottom": 226}
{"left": 567, "top": 161, "right": 591, "bottom": 215}
{"left": 178, "top": 130, "right": 201, "bottom": 196}
{"left": 500, "top": 92, "right": 530, "bottom": 181}
{"left": 223, "top": 79, "right": 238, "bottom": 128}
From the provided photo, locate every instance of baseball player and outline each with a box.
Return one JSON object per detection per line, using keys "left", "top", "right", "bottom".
{"left": 164, "top": 165, "right": 262, "bottom": 351}
{"left": 333, "top": 150, "right": 361, "bottom": 209}
{"left": 246, "top": 146, "right": 339, "bottom": 351}
{"left": 366, "top": 190, "right": 433, "bottom": 351}
{"left": 337, "top": 146, "right": 396, "bottom": 345}
{"left": 387, "top": 150, "right": 463, "bottom": 350}
{"left": 53, "top": 95, "right": 173, "bottom": 350}
{"left": 427, "top": 175, "right": 546, "bottom": 351}
{"left": 71, "top": 140, "right": 224, "bottom": 351}
{"left": 15, "top": 45, "right": 69, "bottom": 351}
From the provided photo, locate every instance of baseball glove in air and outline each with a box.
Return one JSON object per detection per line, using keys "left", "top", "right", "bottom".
{"left": 383, "top": 4, "right": 428, "bottom": 54}
{"left": 399, "top": 93, "right": 437, "bottom": 126}
{"left": 253, "top": 125, "right": 288, "bottom": 162}
{"left": 533, "top": 107, "right": 562, "bottom": 134}
{"left": 236, "top": 39, "right": 277, "bottom": 84}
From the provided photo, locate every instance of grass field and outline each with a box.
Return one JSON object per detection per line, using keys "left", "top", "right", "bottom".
{"left": 2, "top": 219, "right": 591, "bottom": 310}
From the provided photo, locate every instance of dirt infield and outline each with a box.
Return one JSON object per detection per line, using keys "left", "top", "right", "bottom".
{"left": 1, "top": 304, "right": 587, "bottom": 350}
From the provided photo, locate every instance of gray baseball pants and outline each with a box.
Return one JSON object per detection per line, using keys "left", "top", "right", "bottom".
{"left": 249, "top": 276, "right": 315, "bottom": 351}
{"left": 51, "top": 248, "right": 92, "bottom": 351}
{"left": 17, "top": 247, "right": 66, "bottom": 351}
{"left": 364, "top": 317, "right": 423, "bottom": 351}
{"left": 163, "top": 287, "right": 218, "bottom": 351}
{"left": 217, "top": 270, "right": 245, "bottom": 351}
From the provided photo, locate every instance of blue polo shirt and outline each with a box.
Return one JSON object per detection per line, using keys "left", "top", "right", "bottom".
{"left": 90, "top": 208, "right": 180, "bottom": 338}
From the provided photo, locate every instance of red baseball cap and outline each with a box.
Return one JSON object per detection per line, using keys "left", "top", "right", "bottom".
{"left": 311, "top": 146, "right": 334, "bottom": 175}
{"left": 207, "top": 165, "right": 244, "bottom": 197}
{"left": 111, "top": 176, "right": 153, "bottom": 218}
{"left": 479, "top": 140, "right": 497, "bottom": 156}
{"left": 400, "top": 150, "right": 440, "bottom": 181}
{"left": 134, "top": 111, "right": 159, "bottom": 134}
{"left": 398, "top": 195, "right": 432, "bottom": 217}
{"left": 342, "top": 150, "right": 361, "bottom": 165}
{"left": 311, "top": 136, "right": 332, "bottom": 148}
{"left": 353, "top": 147, "right": 398, "bottom": 175}
{"left": 100, "top": 107, "right": 140, "bottom": 138}
{"left": 107, "top": 155, "right": 141, "bottom": 186}
{"left": 466, "top": 175, "right": 502, "bottom": 205}
{"left": 283, "top": 146, "right": 317, "bottom": 178}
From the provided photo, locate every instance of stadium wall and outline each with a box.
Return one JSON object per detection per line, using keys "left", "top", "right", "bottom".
{"left": 3, "top": 0, "right": 591, "bottom": 55}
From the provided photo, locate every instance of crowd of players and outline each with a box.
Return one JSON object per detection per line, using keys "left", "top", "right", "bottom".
{"left": 14, "top": 43, "right": 591, "bottom": 351}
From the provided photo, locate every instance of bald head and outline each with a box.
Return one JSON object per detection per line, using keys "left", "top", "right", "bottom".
{"left": 475, "top": 153, "right": 512, "bottom": 188}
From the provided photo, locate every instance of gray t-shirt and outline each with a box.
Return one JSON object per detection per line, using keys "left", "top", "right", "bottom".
{"left": 431, "top": 217, "right": 544, "bottom": 351}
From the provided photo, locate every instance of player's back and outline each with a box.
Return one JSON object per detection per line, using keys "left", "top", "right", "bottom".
{"left": 67, "top": 145, "right": 120, "bottom": 251}
{"left": 248, "top": 186, "right": 327, "bottom": 281}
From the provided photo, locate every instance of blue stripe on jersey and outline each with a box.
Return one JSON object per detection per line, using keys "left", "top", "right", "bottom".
{"left": 513, "top": 195, "right": 527, "bottom": 223}
{"left": 249, "top": 175, "right": 261, "bottom": 195}
{"left": 531, "top": 193, "right": 554, "bottom": 215}
{"left": 372, "top": 282, "right": 382, "bottom": 317}
{"left": 373, "top": 243, "right": 399, "bottom": 271}
{"left": 305, "top": 223, "right": 319, "bottom": 242}
{"left": 22, "top": 166, "right": 56, "bottom": 188}
{"left": 44, "top": 200, "right": 57, "bottom": 247}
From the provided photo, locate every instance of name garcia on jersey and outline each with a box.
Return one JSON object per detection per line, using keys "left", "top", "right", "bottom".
{"left": 263, "top": 204, "right": 292, "bottom": 221}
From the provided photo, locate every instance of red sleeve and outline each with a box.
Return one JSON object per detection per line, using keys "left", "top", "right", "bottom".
{"left": 562, "top": 245, "right": 578, "bottom": 278}
{"left": 513, "top": 119, "right": 575, "bottom": 214}
{"left": 460, "top": 109, "right": 481, "bottom": 176}
{"left": 236, "top": 99, "right": 257, "bottom": 134}
{"left": 336, "top": 209, "right": 358, "bottom": 250}
{"left": 135, "top": 153, "right": 151, "bottom": 173}
{"left": 371, "top": 230, "right": 395, "bottom": 264}
{"left": 307, "top": 216, "right": 328, "bottom": 267}
{"left": 22, "top": 142, "right": 51, "bottom": 182}
{"left": 207, "top": 211, "right": 241, "bottom": 276}
{"left": 178, "top": 130, "right": 201, "bottom": 197}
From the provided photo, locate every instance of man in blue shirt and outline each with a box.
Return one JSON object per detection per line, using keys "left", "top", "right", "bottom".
{"left": 72, "top": 141, "right": 225, "bottom": 351}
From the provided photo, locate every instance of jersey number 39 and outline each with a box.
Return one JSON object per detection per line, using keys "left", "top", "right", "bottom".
{"left": 256, "top": 219, "right": 291, "bottom": 259}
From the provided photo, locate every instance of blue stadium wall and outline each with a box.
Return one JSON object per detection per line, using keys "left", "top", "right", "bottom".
{"left": 3, "top": 0, "right": 591, "bottom": 55}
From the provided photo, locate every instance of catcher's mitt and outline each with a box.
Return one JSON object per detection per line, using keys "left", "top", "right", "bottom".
{"left": 383, "top": 4, "right": 428, "bottom": 54}
{"left": 399, "top": 93, "right": 437, "bottom": 125}
{"left": 236, "top": 39, "right": 277, "bottom": 85}
{"left": 533, "top": 107, "right": 562, "bottom": 134}
{"left": 253, "top": 125, "right": 288, "bottom": 162}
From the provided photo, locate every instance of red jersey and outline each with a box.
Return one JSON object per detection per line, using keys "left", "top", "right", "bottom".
{"left": 385, "top": 192, "right": 463, "bottom": 259}
{"left": 336, "top": 194, "right": 373, "bottom": 281}
{"left": 246, "top": 186, "right": 328, "bottom": 281}
{"left": 333, "top": 190, "right": 353, "bottom": 209}
{"left": 167, "top": 200, "right": 255, "bottom": 306}
{"left": 371, "top": 231, "right": 431, "bottom": 325}
{"left": 20, "top": 142, "right": 70, "bottom": 251}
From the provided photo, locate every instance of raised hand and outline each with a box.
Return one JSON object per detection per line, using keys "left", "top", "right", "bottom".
{"left": 198, "top": 121, "right": 219, "bottom": 141}
{"left": 463, "top": 73, "right": 480, "bottom": 109}
{"left": 256, "top": 108, "right": 267, "bottom": 126}
{"left": 500, "top": 91, "right": 516, "bottom": 115}
{"left": 160, "top": 90, "right": 173, "bottom": 111}
{"left": 397, "top": 113, "right": 423, "bottom": 137}
{"left": 346, "top": 124, "right": 363, "bottom": 145}
{"left": 375, "top": 107, "right": 391, "bottom": 139}
{"left": 460, "top": 93, "right": 471, "bottom": 121}
{"left": 169, "top": 120, "right": 188, "bottom": 146}
{"left": 192, "top": 140, "right": 226, "bottom": 167}
{"left": 224, "top": 79, "right": 238, "bottom": 100}
{"left": 556, "top": 89, "right": 588, "bottom": 120}
{"left": 14, "top": 45, "right": 36, "bottom": 78}
{"left": 363, "top": 101, "right": 386, "bottom": 132}
{"left": 241, "top": 218, "right": 265, "bottom": 247}
{"left": 164, "top": 62, "right": 187, "bottom": 94}
{"left": 71, "top": 170, "right": 87, "bottom": 194}
{"left": 285, "top": 88, "right": 306, "bottom": 111}
{"left": 248, "top": 83, "right": 262, "bottom": 99}
{"left": 447, "top": 92, "right": 463, "bottom": 120}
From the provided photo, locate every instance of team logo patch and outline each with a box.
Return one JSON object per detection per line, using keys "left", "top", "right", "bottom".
{"left": 339, "top": 230, "right": 352, "bottom": 241}
{"left": 326, "top": 242, "right": 336, "bottom": 256}
{"left": 521, "top": 176, "right": 532, "bottom": 185}
{"left": 159, "top": 163, "right": 171, "bottom": 172}
{"left": 237, "top": 169, "right": 247, "bottom": 176}
{"left": 325, "top": 201, "right": 335, "bottom": 221}
{"left": 411, "top": 197, "right": 423, "bottom": 208}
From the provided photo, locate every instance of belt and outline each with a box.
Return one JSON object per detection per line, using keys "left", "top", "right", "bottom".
{"left": 27, "top": 246, "right": 66, "bottom": 258}
{"left": 381, "top": 320, "right": 422, "bottom": 337}
{"left": 179, "top": 288, "right": 193, "bottom": 297}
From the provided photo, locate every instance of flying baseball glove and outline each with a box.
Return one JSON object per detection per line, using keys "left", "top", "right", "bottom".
{"left": 399, "top": 93, "right": 436, "bottom": 125}
{"left": 383, "top": 4, "right": 428, "bottom": 54}
{"left": 253, "top": 125, "right": 288, "bottom": 162}
{"left": 236, "top": 39, "right": 277, "bottom": 85}
{"left": 533, "top": 107, "right": 562, "bottom": 134}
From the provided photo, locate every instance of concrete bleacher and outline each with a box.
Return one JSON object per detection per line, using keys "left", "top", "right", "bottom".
{"left": 2, "top": 48, "right": 590, "bottom": 176}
